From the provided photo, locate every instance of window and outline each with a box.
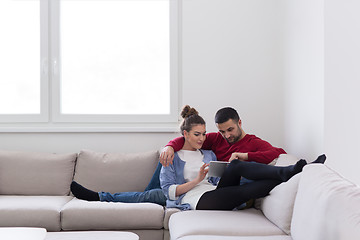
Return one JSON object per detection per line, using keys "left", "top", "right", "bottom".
{"left": 0, "top": 0, "right": 179, "bottom": 130}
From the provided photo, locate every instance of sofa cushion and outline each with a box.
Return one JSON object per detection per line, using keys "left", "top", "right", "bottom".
{"left": 61, "top": 198, "right": 164, "bottom": 230}
{"left": 291, "top": 164, "right": 360, "bottom": 240}
{"left": 169, "top": 209, "right": 285, "bottom": 240}
{"left": 0, "top": 150, "right": 77, "bottom": 195}
{"left": 177, "top": 236, "right": 292, "bottom": 240}
{"left": 0, "top": 196, "right": 73, "bottom": 231}
{"left": 73, "top": 149, "right": 159, "bottom": 193}
{"left": 260, "top": 173, "right": 301, "bottom": 234}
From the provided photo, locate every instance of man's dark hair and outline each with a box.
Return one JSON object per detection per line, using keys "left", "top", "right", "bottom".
{"left": 215, "top": 107, "right": 240, "bottom": 124}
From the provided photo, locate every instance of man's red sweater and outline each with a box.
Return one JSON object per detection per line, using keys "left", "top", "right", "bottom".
{"left": 166, "top": 133, "right": 286, "bottom": 164}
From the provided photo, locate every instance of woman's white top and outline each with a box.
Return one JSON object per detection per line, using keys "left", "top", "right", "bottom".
{"left": 169, "top": 149, "right": 216, "bottom": 210}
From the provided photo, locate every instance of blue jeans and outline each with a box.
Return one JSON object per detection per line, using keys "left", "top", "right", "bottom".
{"left": 98, "top": 163, "right": 166, "bottom": 206}
{"left": 99, "top": 188, "right": 167, "bottom": 205}
{"left": 144, "top": 162, "right": 162, "bottom": 191}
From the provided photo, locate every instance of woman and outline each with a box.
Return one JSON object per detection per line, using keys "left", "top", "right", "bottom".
{"left": 160, "top": 105, "right": 326, "bottom": 210}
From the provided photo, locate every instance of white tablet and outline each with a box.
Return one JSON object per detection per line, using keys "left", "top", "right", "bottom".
{"left": 208, "top": 161, "right": 229, "bottom": 177}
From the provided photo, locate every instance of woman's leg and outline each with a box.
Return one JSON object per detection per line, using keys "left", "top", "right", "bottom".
{"left": 196, "top": 179, "right": 281, "bottom": 210}
{"left": 144, "top": 162, "right": 162, "bottom": 191}
{"left": 71, "top": 181, "right": 100, "bottom": 201}
{"left": 71, "top": 181, "right": 167, "bottom": 205}
{"left": 99, "top": 189, "right": 167, "bottom": 205}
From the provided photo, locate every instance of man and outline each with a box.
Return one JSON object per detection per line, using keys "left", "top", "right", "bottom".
{"left": 160, "top": 107, "right": 286, "bottom": 166}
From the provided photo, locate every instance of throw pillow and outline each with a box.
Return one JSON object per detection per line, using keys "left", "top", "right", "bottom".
{"left": 260, "top": 172, "right": 301, "bottom": 234}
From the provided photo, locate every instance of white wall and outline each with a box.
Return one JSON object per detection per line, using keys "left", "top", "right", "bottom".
{"left": 0, "top": 0, "right": 286, "bottom": 154}
{"left": 324, "top": 0, "right": 360, "bottom": 185}
{"left": 181, "top": 0, "right": 285, "bottom": 146}
{"left": 282, "top": 0, "right": 324, "bottom": 160}
{"left": 282, "top": 0, "right": 360, "bottom": 185}
{"left": 0, "top": 132, "right": 179, "bottom": 154}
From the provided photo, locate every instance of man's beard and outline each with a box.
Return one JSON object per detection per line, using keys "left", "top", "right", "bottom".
{"left": 226, "top": 128, "right": 242, "bottom": 144}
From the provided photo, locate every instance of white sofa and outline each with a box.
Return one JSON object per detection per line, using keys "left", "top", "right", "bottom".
{"left": 168, "top": 163, "right": 360, "bottom": 240}
{"left": 0, "top": 149, "right": 165, "bottom": 240}
{"left": 1, "top": 149, "right": 359, "bottom": 240}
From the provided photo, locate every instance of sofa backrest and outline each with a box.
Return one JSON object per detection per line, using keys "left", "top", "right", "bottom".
{"left": 0, "top": 150, "right": 77, "bottom": 195}
{"left": 291, "top": 164, "right": 360, "bottom": 240}
{"left": 73, "top": 149, "right": 159, "bottom": 193}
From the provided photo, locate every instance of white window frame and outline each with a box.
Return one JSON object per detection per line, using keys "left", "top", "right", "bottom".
{"left": 0, "top": 0, "right": 180, "bottom": 132}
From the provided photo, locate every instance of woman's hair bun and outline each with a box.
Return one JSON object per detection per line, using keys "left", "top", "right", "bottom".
{"left": 179, "top": 105, "right": 205, "bottom": 135}
{"left": 180, "top": 105, "right": 199, "bottom": 119}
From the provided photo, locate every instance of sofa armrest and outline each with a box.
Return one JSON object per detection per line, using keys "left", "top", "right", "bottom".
{"left": 163, "top": 207, "right": 181, "bottom": 230}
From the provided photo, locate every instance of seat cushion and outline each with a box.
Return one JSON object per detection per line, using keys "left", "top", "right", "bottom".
{"left": 73, "top": 149, "right": 159, "bottom": 193}
{"left": 169, "top": 209, "right": 285, "bottom": 240}
{"left": 0, "top": 150, "right": 77, "bottom": 195}
{"left": 291, "top": 164, "right": 360, "bottom": 240}
{"left": 0, "top": 196, "right": 73, "bottom": 231}
{"left": 61, "top": 198, "right": 164, "bottom": 230}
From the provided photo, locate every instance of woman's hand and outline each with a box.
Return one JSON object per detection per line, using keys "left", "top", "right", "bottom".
{"left": 175, "top": 163, "right": 209, "bottom": 197}
{"left": 159, "top": 146, "right": 175, "bottom": 167}
{"left": 195, "top": 163, "right": 209, "bottom": 183}
{"left": 229, "top": 152, "right": 248, "bottom": 162}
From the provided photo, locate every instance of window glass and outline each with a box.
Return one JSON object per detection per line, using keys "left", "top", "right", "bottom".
{"left": 60, "top": 0, "right": 170, "bottom": 115}
{"left": 0, "top": 0, "right": 40, "bottom": 114}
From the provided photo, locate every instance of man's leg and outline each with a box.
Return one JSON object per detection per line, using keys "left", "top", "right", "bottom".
{"left": 217, "top": 159, "right": 308, "bottom": 189}
{"left": 197, "top": 155, "right": 327, "bottom": 210}
{"left": 221, "top": 154, "right": 326, "bottom": 187}
{"left": 196, "top": 179, "right": 281, "bottom": 210}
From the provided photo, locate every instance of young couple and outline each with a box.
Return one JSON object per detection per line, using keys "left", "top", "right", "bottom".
{"left": 71, "top": 106, "right": 326, "bottom": 210}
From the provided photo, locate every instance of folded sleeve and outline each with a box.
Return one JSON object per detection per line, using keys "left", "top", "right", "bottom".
{"left": 168, "top": 184, "right": 179, "bottom": 200}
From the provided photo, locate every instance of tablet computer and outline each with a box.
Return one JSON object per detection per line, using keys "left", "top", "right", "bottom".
{"left": 208, "top": 161, "right": 229, "bottom": 177}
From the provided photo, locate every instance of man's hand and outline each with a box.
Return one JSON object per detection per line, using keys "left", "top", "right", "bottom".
{"left": 159, "top": 146, "right": 175, "bottom": 167}
{"left": 229, "top": 152, "right": 248, "bottom": 162}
